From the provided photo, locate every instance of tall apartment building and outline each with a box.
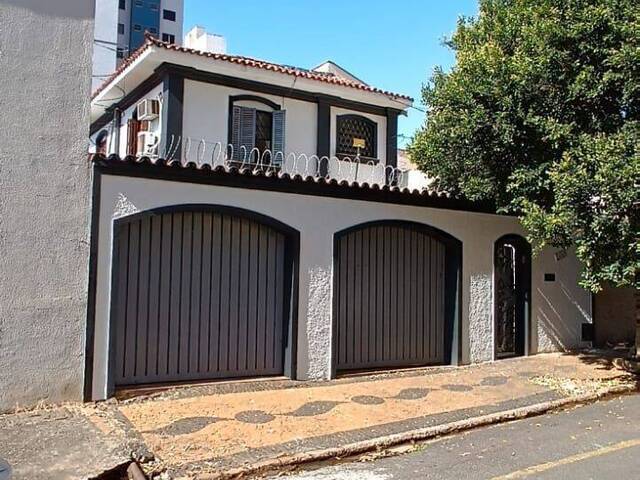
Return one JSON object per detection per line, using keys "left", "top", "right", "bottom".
{"left": 92, "top": 0, "right": 183, "bottom": 90}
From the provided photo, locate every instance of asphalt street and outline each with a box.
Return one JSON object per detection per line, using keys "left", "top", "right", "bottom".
{"left": 272, "top": 393, "right": 640, "bottom": 480}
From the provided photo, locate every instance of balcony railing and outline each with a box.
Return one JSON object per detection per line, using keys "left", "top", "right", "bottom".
{"left": 149, "top": 136, "right": 433, "bottom": 191}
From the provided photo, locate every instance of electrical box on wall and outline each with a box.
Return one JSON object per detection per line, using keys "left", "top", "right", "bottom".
{"left": 582, "top": 323, "right": 594, "bottom": 342}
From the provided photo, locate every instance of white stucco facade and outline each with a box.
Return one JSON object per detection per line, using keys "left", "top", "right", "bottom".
{"left": 92, "top": 78, "right": 397, "bottom": 184}
{"left": 89, "top": 172, "right": 592, "bottom": 400}
{"left": 182, "top": 80, "right": 318, "bottom": 160}
{"left": 89, "top": 41, "right": 416, "bottom": 186}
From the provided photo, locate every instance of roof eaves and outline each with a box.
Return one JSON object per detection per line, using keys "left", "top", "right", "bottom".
{"left": 90, "top": 154, "right": 496, "bottom": 214}
{"left": 92, "top": 34, "right": 414, "bottom": 104}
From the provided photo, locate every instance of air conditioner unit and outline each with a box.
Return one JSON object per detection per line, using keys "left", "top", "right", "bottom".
{"left": 137, "top": 131, "right": 158, "bottom": 156}
{"left": 136, "top": 99, "right": 160, "bottom": 121}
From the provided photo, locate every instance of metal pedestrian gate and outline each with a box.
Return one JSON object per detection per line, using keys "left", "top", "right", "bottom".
{"left": 110, "top": 206, "right": 294, "bottom": 388}
{"left": 334, "top": 221, "right": 454, "bottom": 372}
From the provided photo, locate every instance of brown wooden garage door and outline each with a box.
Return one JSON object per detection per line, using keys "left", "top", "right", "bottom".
{"left": 334, "top": 222, "right": 450, "bottom": 371}
{"left": 111, "top": 207, "right": 292, "bottom": 387}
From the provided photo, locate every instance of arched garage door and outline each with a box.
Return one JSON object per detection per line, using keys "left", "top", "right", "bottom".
{"left": 333, "top": 221, "right": 460, "bottom": 372}
{"left": 110, "top": 205, "right": 297, "bottom": 388}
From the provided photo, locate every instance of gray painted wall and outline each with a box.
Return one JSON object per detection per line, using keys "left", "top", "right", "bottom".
{"left": 90, "top": 174, "right": 592, "bottom": 399}
{"left": 0, "top": 0, "right": 94, "bottom": 411}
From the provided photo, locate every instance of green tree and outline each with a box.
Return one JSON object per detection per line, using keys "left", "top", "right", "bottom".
{"left": 409, "top": 0, "right": 640, "bottom": 356}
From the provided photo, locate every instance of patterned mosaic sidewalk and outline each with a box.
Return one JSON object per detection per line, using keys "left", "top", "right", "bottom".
{"left": 97, "top": 352, "right": 635, "bottom": 477}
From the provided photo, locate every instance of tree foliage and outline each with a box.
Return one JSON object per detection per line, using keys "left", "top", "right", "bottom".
{"left": 409, "top": 0, "right": 639, "bottom": 290}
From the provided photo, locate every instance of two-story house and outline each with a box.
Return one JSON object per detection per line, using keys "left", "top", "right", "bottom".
{"left": 86, "top": 35, "right": 593, "bottom": 401}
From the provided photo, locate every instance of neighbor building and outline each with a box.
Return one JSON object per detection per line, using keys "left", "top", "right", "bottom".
{"left": 0, "top": 0, "right": 95, "bottom": 412}
{"left": 184, "top": 25, "right": 227, "bottom": 54}
{"left": 92, "top": 0, "right": 183, "bottom": 89}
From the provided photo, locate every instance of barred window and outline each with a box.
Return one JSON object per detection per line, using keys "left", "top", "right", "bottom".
{"left": 336, "top": 114, "right": 377, "bottom": 160}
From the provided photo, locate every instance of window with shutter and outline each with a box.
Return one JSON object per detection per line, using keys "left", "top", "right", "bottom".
{"left": 271, "top": 110, "right": 286, "bottom": 164}
{"left": 231, "top": 106, "right": 256, "bottom": 160}
{"left": 126, "top": 118, "right": 141, "bottom": 156}
{"left": 230, "top": 103, "right": 285, "bottom": 165}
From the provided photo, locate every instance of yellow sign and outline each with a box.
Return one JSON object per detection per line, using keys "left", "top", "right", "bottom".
{"left": 352, "top": 138, "right": 366, "bottom": 148}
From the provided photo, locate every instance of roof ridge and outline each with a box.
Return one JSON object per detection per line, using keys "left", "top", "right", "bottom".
{"left": 92, "top": 34, "right": 413, "bottom": 102}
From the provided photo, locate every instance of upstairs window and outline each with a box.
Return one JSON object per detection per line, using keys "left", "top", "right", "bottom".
{"left": 230, "top": 101, "right": 286, "bottom": 164}
{"left": 336, "top": 114, "right": 377, "bottom": 160}
{"left": 118, "top": 23, "right": 125, "bottom": 35}
{"left": 162, "top": 33, "right": 175, "bottom": 43}
{"left": 148, "top": 27, "right": 158, "bottom": 34}
{"left": 163, "top": 9, "right": 176, "bottom": 21}
{"left": 119, "top": 0, "right": 126, "bottom": 9}
{"left": 133, "top": 24, "right": 142, "bottom": 31}
{"left": 150, "top": 2, "right": 159, "bottom": 10}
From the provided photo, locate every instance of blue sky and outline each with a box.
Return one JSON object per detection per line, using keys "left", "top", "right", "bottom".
{"left": 184, "top": 0, "right": 479, "bottom": 147}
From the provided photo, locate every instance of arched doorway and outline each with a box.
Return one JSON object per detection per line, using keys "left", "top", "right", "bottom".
{"left": 494, "top": 234, "right": 531, "bottom": 359}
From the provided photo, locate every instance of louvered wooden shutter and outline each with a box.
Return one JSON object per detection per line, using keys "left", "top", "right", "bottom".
{"left": 271, "top": 110, "right": 286, "bottom": 166}
{"left": 126, "top": 118, "right": 141, "bottom": 156}
{"left": 231, "top": 106, "right": 256, "bottom": 160}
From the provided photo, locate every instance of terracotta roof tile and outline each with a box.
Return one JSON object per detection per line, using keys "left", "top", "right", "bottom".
{"left": 92, "top": 35, "right": 414, "bottom": 102}
{"left": 89, "top": 154, "right": 498, "bottom": 215}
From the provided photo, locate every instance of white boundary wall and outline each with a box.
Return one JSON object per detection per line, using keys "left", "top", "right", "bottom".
{"left": 91, "top": 173, "right": 592, "bottom": 399}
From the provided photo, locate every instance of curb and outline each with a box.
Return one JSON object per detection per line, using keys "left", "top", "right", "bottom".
{"left": 200, "top": 385, "right": 636, "bottom": 479}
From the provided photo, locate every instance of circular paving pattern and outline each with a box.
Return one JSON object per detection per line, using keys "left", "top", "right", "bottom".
{"left": 393, "top": 388, "right": 431, "bottom": 400}
{"left": 148, "top": 416, "right": 223, "bottom": 436}
{"left": 480, "top": 376, "right": 508, "bottom": 386}
{"left": 351, "top": 395, "right": 386, "bottom": 405}
{"left": 235, "top": 410, "right": 275, "bottom": 424}
{"left": 441, "top": 384, "right": 473, "bottom": 392}
{"left": 285, "top": 401, "right": 343, "bottom": 417}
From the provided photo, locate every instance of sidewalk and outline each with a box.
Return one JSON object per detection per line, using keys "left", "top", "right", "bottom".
{"left": 0, "top": 403, "right": 149, "bottom": 480}
{"left": 113, "top": 352, "right": 637, "bottom": 478}
{"left": 0, "top": 352, "right": 636, "bottom": 479}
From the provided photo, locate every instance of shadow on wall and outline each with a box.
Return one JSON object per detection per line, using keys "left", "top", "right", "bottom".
{"left": 536, "top": 281, "right": 590, "bottom": 352}
{"left": 0, "top": 0, "right": 94, "bottom": 19}
{"left": 537, "top": 288, "right": 578, "bottom": 352}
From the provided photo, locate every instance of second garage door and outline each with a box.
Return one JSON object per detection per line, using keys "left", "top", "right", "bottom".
{"left": 334, "top": 221, "right": 458, "bottom": 372}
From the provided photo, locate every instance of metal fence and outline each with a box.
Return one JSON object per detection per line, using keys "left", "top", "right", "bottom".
{"left": 155, "top": 136, "right": 430, "bottom": 190}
